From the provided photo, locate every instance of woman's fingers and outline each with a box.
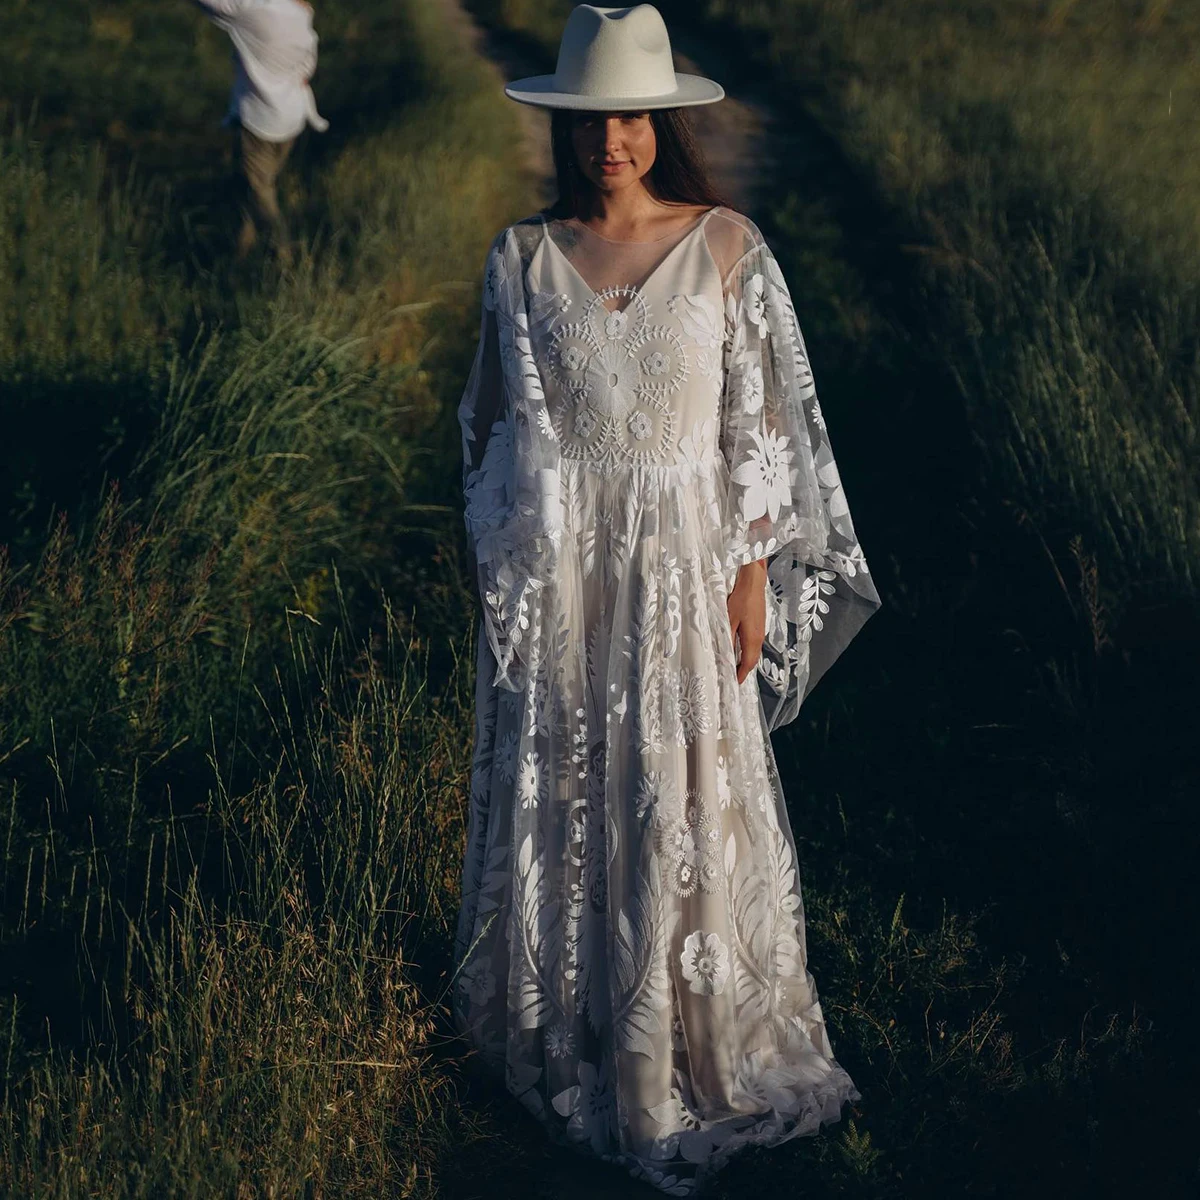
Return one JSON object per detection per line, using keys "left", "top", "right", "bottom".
{"left": 729, "top": 616, "right": 763, "bottom": 684}
{"left": 739, "top": 635, "right": 762, "bottom": 684}
{"left": 727, "top": 607, "right": 744, "bottom": 680}
{"left": 728, "top": 588, "right": 765, "bottom": 684}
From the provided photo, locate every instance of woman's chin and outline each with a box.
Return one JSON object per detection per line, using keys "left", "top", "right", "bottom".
{"left": 586, "top": 171, "right": 643, "bottom": 193}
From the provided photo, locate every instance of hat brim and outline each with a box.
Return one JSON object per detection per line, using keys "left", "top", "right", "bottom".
{"left": 504, "top": 71, "right": 725, "bottom": 111}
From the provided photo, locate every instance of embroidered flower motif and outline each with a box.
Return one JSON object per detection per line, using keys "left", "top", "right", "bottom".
{"left": 643, "top": 350, "right": 670, "bottom": 376}
{"left": 676, "top": 666, "right": 712, "bottom": 744}
{"left": 574, "top": 408, "right": 597, "bottom": 438}
{"left": 731, "top": 1048, "right": 805, "bottom": 1118}
{"left": 661, "top": 666, "right": 702, "bottom": 747}
{"left": 740, "top": 363, "right": 765, "bottom": 414}
{"left": 548, "top": 289, "right": 686, "bottom": 467}
{"left": 551, "top": 1059, "right": 617, "bottom": 1154}
{"left": 646, "top": 1075, "right": 734, "bottom": 1162}
{"left": 811, "top": 401, "right": 826, "bottom": 430}
{"left": 743, "top": 273, "right": 769, "bottom": 337}
{"left": 627, "top": 411, "right": 653, "bottom": 441}
{"left": 634, "top": 769, "right": 677, "bottom": 826}
{"left": 516, "top": 750, "right": 544, "bottom": 809}
{"left": 562, "top": 344, "right": 589, "bottom": 371}
{"left": 603, "top": 308, "right": 629, "bottom": 340}
{"left": 458, "top": 954, "right": 497, "bottom": 1004}
{"left": 730, "top": 426, "right": 795, "bottom": 523}
{"left": 585, "top": 342, "right": 641, "bottom": 418}
{"left": 535, "top": 407, "right": 557, "bottom": 441}
{"left": 545, "top": 1023, "right": 575, "bottom": 1059}
{"left": 655, "top": 789, "right": 721, "bottom": 897}
{"left": 681, "top": 930, "right": 730, "bottom": 995}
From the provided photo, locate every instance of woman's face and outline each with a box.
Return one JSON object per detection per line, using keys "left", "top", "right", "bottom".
{"left": 570, "top": 111, "right": 656, "bottom": 194}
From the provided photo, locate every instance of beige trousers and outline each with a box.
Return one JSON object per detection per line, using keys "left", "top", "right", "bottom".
{"left": 233, "top": 126, "right": 296, "bottom": 260}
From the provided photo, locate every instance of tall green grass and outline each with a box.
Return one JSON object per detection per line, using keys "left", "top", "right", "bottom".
{"left": 0, "top": 0, "right": 537, "bottom": 1191}
{"left": 0, "top": 126, "right": 185, "bottom": 371}
{"left": 679, "top": 0, "right": 1200, "bottom": 605}
{"left": 0, "top": 604, "right": 478, "bottom": 1198}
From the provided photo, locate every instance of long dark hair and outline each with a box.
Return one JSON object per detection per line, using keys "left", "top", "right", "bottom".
{"left": 543, "top": 107, "right": 730, "bottom": 219}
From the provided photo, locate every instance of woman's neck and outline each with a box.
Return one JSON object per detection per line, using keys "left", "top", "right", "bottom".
{"left": 575, "top": 184, "right": 693, "bottom": 240}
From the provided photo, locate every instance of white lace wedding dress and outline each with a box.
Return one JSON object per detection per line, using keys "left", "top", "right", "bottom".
{"left": 452, "top": 205, "right": 881, "bottom": 1194}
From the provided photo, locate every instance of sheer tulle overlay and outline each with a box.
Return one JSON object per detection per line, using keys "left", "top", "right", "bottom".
{"left": 453, "top": 207, "right": 881, "bottom": 1193}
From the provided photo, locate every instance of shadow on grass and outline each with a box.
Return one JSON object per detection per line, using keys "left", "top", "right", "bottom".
{"left": 0, "top": 370, "right": 167, "bottom": 556}
{"left": 653, "top": 9, "right": 1200, "bottom": 1196}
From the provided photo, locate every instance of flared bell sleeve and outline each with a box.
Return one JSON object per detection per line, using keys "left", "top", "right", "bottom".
{"left": 719, "top": 235, "right": 882, "bottom": 731}
{"left": 458, "top": 228, "right": 564, "bottom": 692}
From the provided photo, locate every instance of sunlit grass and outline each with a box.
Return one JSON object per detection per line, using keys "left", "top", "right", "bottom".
{"left": 0, "top": 0, "right": 529, "bottom": 1192}
{"left": 0, "top": 601, "right": 480, "bottom": 1198}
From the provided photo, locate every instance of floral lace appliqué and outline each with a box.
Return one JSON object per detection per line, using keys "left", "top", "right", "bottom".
{"left": 547, "top": 288, "right": 689, "bottom": 472}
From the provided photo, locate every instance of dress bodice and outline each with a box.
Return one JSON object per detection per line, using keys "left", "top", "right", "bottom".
{"left": 459, "top": 203, "right": 881, "bottom": 726}
{"left": 528, "top": 209, "right": 728, "bottom": 476}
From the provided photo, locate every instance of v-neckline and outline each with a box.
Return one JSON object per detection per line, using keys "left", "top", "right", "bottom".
{"left": 540, "top": 208, "right": 718, "bottom": 313}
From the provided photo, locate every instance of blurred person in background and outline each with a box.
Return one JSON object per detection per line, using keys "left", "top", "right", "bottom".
{"left": 188, "top": 0, "right": 329, "bottom": 263}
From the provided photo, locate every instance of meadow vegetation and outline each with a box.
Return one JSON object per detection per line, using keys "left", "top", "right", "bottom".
{"left": 469, "top": 0, "right": 1200, "bottom": 1192}
{"left": 1, "top": 0, "right": 532, "bottom": 1192}
{"left": 1, "top": 0, "right": 1197, "bottom": 1195}
{"left": 668, "top": 1, "right": 1200, "bottom": 1192}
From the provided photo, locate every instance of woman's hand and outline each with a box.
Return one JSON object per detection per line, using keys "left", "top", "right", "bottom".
{"left": 727, "top": 558, "right": 767, "bottom": 685}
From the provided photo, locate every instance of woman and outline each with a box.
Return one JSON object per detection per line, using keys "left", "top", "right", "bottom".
{"left": 452, "top": 5, "right": 881, "bottom": 1192}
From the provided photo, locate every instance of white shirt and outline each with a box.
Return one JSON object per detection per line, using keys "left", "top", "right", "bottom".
{"left": 194, "top": 0, "right": 330, "bottom": 142}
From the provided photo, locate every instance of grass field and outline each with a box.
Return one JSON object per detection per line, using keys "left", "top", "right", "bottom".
{"left": 0, "top": 0, "right": 535, "bottom": 1193}
{"left": 668, "top": 2, "right": 1200, "bottom": 1192}
{"left": 468, "top": 1, "right": 1200, "bottom": 1193}
{"left": 664, "top": 2, "right": 1200, "bottom": 1192}
{"left": 2, "top": 0, "right": 1198, "bottom": 1195}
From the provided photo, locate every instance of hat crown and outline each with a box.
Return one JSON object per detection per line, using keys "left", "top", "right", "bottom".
{"left": 553, "top": 5, "right": 677, "bottom": 101}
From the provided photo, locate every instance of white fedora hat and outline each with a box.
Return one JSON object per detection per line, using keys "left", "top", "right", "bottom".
{"left": 504, "top": 4, "right": 724, "bottom": 111}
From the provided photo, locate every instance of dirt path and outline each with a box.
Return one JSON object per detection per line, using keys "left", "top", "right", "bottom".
{"left": 433, "top": 0, "right": 555, "bottom": 205}
{"left": 673, "top": 49, "right": 774, "bottom": 210}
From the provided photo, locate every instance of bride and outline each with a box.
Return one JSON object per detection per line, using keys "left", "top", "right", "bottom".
{"left": 452, "top": 5, "right": 881, "bottom": 1193}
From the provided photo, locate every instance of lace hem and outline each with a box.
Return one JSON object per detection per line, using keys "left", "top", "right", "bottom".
{"left": 485, "top": 1045, "right": 860, "bottom": 1197}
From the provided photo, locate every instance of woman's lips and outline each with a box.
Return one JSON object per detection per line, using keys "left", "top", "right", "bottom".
{"left": 599, "top": 161, "right": 629, "bottom": 174}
